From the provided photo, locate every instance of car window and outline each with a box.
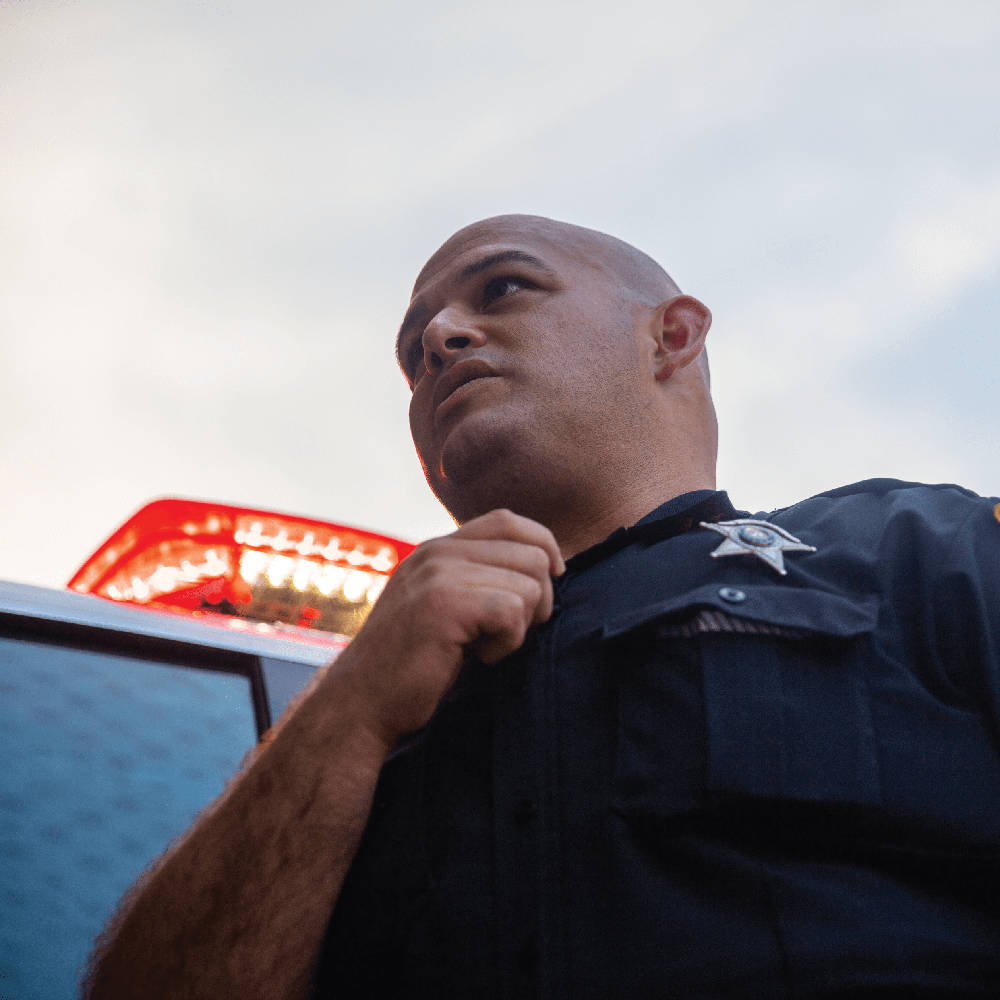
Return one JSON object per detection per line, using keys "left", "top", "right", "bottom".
{"left": 0, "top": 636, "right": 257, "bottom": 1000}
{"left": 260, "top": 656, "right": 319, "bottom": 723}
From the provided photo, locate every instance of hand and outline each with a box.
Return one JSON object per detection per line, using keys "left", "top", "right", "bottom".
{"left": 334, "top": 509, "right": 565, "bottom": 749}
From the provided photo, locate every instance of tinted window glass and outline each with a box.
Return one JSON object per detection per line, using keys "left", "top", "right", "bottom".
{"left": 0, "top": 636, "right": 257, "bottom": 1000}
{"left": 260, "top": 656, "right": 319, "bottom": 723}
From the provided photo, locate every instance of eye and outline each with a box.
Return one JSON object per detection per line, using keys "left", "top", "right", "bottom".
{"left": 482, "top": 275, "right": 530, "bottom": 306}
{"left": 404, "top": 339, "right": 426, "bottom": 385}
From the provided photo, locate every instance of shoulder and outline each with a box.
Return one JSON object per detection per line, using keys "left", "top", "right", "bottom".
{"left": 750, "top": 478, "right": 999, "bottom": 598}
{"left": 793, "top": 478, "right": 984, "bottom": 504}
{"left": 762, "top": 478, "right": 998, "bottom": 537}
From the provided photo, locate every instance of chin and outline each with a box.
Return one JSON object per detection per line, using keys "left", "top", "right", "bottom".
{"left": 430, "top": 417, "right": 535, "bottom": 523}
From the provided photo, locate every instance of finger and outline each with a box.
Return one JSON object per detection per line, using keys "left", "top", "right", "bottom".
{"left": 453, "top": 509, "right": 565, "bottom": 576}
{"left": 459, "top": 586, "right": 534, "bottom": 664}
{"left": 444, "top": 561, "right": 551, "bottom": 628}
{"left": 409, "top": 536, "right": 557, "bottom": 626}
{"left": 430, "top": 538, "right": 554, "bottom": 585}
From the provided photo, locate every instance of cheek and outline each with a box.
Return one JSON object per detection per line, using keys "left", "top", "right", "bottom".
{"left": 408, "top": 386, "right": 435, "bottom": 455}
{"left": 530, "top": 333, "right": 637, "bottom": 400}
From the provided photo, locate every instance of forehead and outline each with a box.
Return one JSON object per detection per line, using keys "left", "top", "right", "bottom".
{"left": 411, "top": 218, "right": 615, "bottom": 299}
{"left": 396, "top": 223, "right": 621, "bottom": 363}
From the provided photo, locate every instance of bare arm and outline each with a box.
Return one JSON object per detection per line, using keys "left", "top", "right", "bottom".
{"left": 81, "top": 510, "right": 564, "bottom": 1000}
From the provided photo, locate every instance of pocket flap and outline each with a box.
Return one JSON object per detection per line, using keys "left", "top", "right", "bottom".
{"left": 603, "top": 584, "right": 877, "bottom": 641}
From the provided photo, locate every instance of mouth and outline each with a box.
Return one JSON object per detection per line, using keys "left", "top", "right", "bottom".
{"left": 432, "top": 358, "right": 499, "bottom": 423}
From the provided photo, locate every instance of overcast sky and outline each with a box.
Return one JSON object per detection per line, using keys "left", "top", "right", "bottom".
{"left": 2, "top": 0, "right": 998, "bottom": 588}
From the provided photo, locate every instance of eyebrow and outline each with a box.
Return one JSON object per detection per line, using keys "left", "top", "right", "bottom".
{"left": 395, "top": 249, "right": 556, "bottom": 367}
{"left": 458, "top": 249, "right": 555, "bottom": 282}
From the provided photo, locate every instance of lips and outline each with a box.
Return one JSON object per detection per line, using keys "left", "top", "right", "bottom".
{"left": 432, "top": 358, "right": 499, "bottom": 421}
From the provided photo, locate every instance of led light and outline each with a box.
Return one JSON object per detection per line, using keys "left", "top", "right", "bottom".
{"left": 68, "top": 498, "right": 416, "bottom": 639}
{"left": 243, "top": 522, "right": 266, "bottom": 547}
{"left": 204, "top": 549, "right": 226, "bottom": 575}
{"left": 315, "top": 564, "right": 347, "bottom": 596}
{"left": 371, "top": 547, "right": 395, "bottom": 572}
{"left": 292, "top": 559, "right": 315, "bottom": 592}
{"left": 322, "top": 538, "right": 344, "bottom": 561}
{"left": 342, "top": 570, "right": 371, "bottom": 603}
{"left": 266, "top": 555, "right": 294, "bottom": 587}
{"left": 147, "top": 566, "right": 181, "bottom": 592}
{"left": 239, "top": 549, "right": 268, "bottom": 584}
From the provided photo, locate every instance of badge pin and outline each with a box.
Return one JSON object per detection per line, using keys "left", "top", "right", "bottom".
{"left": 699, "top": 519, "right": 816, "bottom": 576}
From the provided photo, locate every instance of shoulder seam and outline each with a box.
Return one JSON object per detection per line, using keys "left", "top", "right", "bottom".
{"left": 765, "top": 479, "right": 984, "bottom": 517}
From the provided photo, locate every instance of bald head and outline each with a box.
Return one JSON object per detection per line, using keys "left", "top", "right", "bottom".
{"left": 417, "top": 214, "right": 678, "bottom": 302}
{"left": 415, "top": 214, "right": 708, "bottom": 384}
{"left": 403, "top": 212, "right": 716, "bottom": 550}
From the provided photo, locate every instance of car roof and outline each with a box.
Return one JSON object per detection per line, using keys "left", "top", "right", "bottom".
{"left": 0, "top": 578, "right": 336, "bottom": 667}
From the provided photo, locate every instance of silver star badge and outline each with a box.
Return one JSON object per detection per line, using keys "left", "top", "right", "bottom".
{"left": 699, "top": 518, "right": 816, "bottom": 576}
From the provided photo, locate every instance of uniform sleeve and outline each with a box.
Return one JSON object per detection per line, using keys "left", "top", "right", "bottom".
{"left": 933, "top": 495, "right": 1000, "bottom": 746}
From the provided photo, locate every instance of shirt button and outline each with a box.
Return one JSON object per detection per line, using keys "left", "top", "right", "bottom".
{"left": 512, "top": 798, "right": 536, "bottom": 827}
{"left": 718, "top": 587, "right": 746, "bottom": 603}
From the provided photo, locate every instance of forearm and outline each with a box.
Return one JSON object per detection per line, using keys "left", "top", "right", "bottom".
{"left": 81, "top": 511, "right": 565, "bottom": 999}
{"left": 82, "top": 651, "right": 390, "bottom": 1000}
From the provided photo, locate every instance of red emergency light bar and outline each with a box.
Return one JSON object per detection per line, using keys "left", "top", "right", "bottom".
{"left": 68, "top": 498, "right": 416, "bottom": 644}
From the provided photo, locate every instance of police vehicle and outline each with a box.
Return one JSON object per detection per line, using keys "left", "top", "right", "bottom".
{"left": 0, "top": 499, "right": 414, "bottom": 1000}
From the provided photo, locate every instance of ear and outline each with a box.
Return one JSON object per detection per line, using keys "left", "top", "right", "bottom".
{"left": 648, "top": 295, "right": 712, "bottom": 383}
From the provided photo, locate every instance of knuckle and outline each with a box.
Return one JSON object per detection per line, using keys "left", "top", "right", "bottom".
{"left": 417, "top": 551, "right": 459, "bottom": 585}
{"left": 489, "top": 508, "right": 518, "bottom": 530}
{"left": 527, "top": 546, "right": 550, "bottom": 573}
{"left": 419, "top": 553, "right": 448, "bottom": 576}
{"left": 406, "top": 540, "right": 438, "bottom": 570}
{"left": 491, "top": 590, "right": 526, "bottom": 629}
{"left": 415, "top": 534, "right": 454, "bottom": 558}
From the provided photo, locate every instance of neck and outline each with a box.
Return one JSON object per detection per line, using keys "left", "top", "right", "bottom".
{"left": 445, "top": 457, "right": 715, "bottom": 561}
{"left": 543, "top": 398, "right": 719, "bottom": 558}
{"left": 439, "top": 384, "right": 719, "bottom": 558}
{"left": 546, "top": 469, "right": 717, "bottom": 560}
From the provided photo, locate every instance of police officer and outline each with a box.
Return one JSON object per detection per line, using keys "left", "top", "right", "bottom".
{"left": 84, "top": 215, "right": 1000, "bottom": 999}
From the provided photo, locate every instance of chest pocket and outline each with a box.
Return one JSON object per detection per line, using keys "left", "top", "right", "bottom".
{"left": 604, "top": 584, "right": 880, "bottom": 819}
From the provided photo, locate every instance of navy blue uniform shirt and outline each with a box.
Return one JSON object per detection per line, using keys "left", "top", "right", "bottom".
{"left": 315, "top": 480, "right": 1000, "bottom": 998}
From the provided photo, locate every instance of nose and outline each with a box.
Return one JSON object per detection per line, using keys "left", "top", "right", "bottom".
{"left": 422, "top": 307, "right": 487, "bottom": 374}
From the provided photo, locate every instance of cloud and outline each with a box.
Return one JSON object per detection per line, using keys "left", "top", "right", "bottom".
{"left": 1, "top": 0, "right": 998, "bottom": 585}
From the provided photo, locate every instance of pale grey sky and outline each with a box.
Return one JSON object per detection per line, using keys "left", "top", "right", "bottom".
{"left": 2, "top": 0, "right": 998, "bottom": 587}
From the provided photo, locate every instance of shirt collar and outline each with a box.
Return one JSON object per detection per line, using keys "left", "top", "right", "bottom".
{"left": 564, "top": 489, "right": 745, "bottom": 574}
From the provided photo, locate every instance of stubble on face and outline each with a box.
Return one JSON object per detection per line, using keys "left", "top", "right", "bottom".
{"left": 405, "top": 216, "right": 675, "bottom": 526}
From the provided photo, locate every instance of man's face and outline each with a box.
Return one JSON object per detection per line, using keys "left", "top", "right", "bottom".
{"left": 398, "top": 219, "right": 648, "bottom": 522}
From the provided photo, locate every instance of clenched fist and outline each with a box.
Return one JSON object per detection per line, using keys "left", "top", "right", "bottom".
{"left": 333, "top": 509, "right": 565, "bottom": 750}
